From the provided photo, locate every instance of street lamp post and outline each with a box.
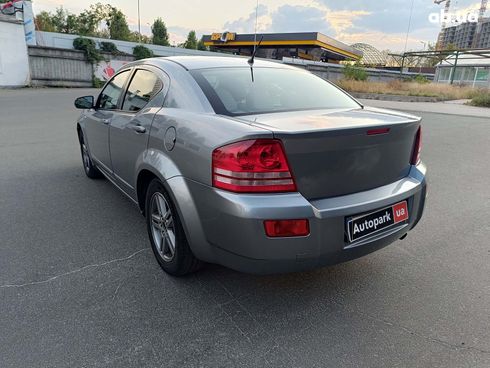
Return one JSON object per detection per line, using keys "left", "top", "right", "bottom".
{"left": 419, "top": 41, "right": 427, "bottom": 72}
{"left": 138, "top": 0, "right": 141, "bottom": 43}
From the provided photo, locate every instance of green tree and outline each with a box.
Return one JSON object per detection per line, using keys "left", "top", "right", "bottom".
{"left": 76, "top": 10, "right": 100, "bottom": 35}
{"left": 50, "top": 7, "right": 71, "bottom": 33}
{"left": 40, "top": 6, "right": 79, "bottom": 34}
{"left": 126, "top": 31, "right": 151, "bottom": 44}
{"left": 89, "top": 2, "right": 112, "bottom": 20}
{"left": 183, "top": 30, "right": 198, "bottom": 49}
{"left": 94, "top": 28, "right": 110, "bottom": 39}
{"left": 151, "top": 18, "right": 170, "bottom": 46}
{"left": 34, "top": 4, "right": 106, "bottom": 35}
{"left": 35, "top": 11, "right": 56, "bottom": 32}
{"left": 106, "top": 8, "right": 131, "bottom": 41}
{"left": 129, "top": 32, "right": 151, "bottom": 44}
{"left": 75, "top": 3, "right": 110, "bottom": 36}
{"left": 197, "top": 36, "right": 207, "bottom": 51}
{"left": 65, "top": 14, "right": 78, "bottom": 33}
{"left": 31, "top": 3, "right": 152, "bottom": 44}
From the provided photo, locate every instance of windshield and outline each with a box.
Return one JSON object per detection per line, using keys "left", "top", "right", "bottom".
{"left": 191, "top": 67, "right": 360, "bottom": 116}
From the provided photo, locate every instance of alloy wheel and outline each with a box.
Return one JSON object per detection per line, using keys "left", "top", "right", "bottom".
{"left": 81, "top": 143, "right": 91, "bottom": 172}
{"left": 150, "top": 192, "right": 176, "bottom": 262}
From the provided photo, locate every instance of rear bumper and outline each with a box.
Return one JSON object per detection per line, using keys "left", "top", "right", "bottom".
{"left": 171, "top": 163, "right": 427, "bottom": 274}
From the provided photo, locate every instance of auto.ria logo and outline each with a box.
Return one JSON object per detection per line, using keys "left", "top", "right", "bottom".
{"left": 428, "top": 10, "right": 479, "bottom": 24}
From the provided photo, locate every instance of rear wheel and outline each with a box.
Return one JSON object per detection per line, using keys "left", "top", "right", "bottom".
{"left": 78, "top": 132, "right": 103, "bottom": 179}
{"left": 145, "top": 179, "right": 201, "bottom": 276}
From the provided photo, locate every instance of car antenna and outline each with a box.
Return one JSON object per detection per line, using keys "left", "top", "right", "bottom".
{"left": 248, "top": 0, "right": 262, "bottom": 82}
{"left": 248, "top": 35, "right": 263, "bottom": 82}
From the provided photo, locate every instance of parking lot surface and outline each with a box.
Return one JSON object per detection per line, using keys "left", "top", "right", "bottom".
{"left": 1, "top": 88, "right": 489, "bottom": 368}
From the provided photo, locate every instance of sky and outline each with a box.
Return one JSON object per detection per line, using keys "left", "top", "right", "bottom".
{"left": 32, "top": 0, "right": 487, "bottom": 52}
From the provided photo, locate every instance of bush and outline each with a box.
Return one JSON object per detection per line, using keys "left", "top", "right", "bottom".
{"left": 99, "top": 41, "right": 119, "bottom": 54}
{"left": 92, "top": 75, "right": 104, "bottom": 88}
{"left": 335, "top": 79, "right": 481, "bottom": 100}
{"left": 469, "top": 92, "right": 490, "bottom": 108}
{"left": 411, "top": 74, "right": 430, "bottom": 84}
{"left": 73, "top": 37, "right": 103, "bottom": 64}
{"left": 342, "top": 63, "right": 368, "bottom": 81}
{"left": 133, "top": 45, "right": 153, "bottom": 60}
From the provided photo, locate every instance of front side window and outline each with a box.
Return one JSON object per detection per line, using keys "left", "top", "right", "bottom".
{"left": 98, "top": 70, "right": 130, "bottom": 110}
{"left": 122, "top": 70, "right": 162, "bottom": 112}
{"left": 191, "top": 67, "right": 360, "bottom": 116}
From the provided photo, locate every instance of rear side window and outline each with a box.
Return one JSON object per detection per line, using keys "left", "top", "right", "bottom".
{"left": 122, "top": 70, "right": 162, "bottom": 112}
{"left": 191, "top": 67, "right": 360, "bottom": 116}
{"left": 98, "top": 70, "right": 130, "bottom": 110}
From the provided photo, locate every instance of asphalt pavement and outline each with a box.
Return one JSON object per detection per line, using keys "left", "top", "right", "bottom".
{"left": 0, "top": 88, "right": 489, "bottom": 368}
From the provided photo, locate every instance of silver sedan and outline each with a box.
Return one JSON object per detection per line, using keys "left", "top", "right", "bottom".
{"left": 74, "top": 56, "right": 427, "bottom": 276}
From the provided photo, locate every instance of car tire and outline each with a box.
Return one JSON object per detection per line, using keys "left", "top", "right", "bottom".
{"left": 78, "top": 132, "right": 103, "bottom": 179}
{"left": 145, "top": 179, "right": 202, "bottom": 276}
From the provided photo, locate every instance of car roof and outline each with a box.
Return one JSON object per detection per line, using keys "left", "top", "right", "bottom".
{"left": 149, "top": 56, "right": 297, "bottom": 71}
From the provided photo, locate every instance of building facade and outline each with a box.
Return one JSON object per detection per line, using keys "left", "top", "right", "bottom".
{"left": 475, "top": 19, "right": 490, "bottom": 48}
{"left": 434, "top": 52, "right": 490, "bottom": 88}
{"left": 438, "top": 18, "right": 490, "bottom": 49}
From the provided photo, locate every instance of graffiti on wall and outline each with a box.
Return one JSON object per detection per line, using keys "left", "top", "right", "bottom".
{"left": 94, "top": 60, "right": 129, "bottom": 81}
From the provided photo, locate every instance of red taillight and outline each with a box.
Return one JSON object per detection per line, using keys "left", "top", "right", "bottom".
{"left": 367, "top": 128, "right": 390, "bottom": 135}
{"left": 212, "top": 139, "right": 296, "bottom": 193}
{"left": 264, "top": 219, "right": 310, "bottom": 237}
{"left": 411, "top": 126, "right": 422, "bottom": 165}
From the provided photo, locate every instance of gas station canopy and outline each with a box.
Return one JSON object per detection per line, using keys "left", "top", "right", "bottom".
{"left": 203, "top": 32, "right": 362, "bottom": 62}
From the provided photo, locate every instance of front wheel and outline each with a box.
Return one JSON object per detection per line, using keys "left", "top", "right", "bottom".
{"left": 79, "top": 132, "right": 103, "bottom": 179}
{"left": 145, "top": 179, "right": 202, "bottom": 276}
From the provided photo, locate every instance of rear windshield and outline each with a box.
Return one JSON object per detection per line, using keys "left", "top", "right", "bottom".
{"left": 190, "top": 67, "right": 360, "bottom": 116}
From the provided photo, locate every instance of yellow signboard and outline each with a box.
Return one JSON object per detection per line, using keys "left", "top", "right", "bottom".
{"left": 210, "top": 32, "right": 236, "bottom": 42}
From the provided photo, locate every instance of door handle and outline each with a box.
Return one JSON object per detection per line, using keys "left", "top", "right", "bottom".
{"left": 131, "top": 125, "right": 146, "bottom": 134}
{"left": 102, "top": 118, "right": 111, "bottom": 125}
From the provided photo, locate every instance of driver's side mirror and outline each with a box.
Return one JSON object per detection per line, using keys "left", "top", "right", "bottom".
{"left": 74, "top": 96, "right": 95, "bottom": 109}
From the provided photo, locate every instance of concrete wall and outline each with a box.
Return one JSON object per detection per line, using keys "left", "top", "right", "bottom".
{"left": 27, "top": 31, "right": 234, "bottom": 87}
{"left": 282, "top": 58, "right": 434, "bottom": 82}
{"left": 28, "top": 46, "right": 92, "bottom": 87}
{"left": 25, "top": 46, "right": 435, "bottom": 88}
{"left": 36, "top": 31, "right": 233, "bottom": 58}
{"left": 5, "top": 29, "right": 434, "bottom": 88}
{"left": 0, "top": 15, "right": 30, "bottom": 87}
{"left": 28, "top": 46, "right": 134, "bottom": 87}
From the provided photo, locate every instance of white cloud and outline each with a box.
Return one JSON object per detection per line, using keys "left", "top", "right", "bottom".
{"left": 223, "top": 4, "right": 271, "bottom": 34}
{"left": 325, "top": 9, "right": 371, "bottom": 34}
{"left": 33, "top": 0, "right": 473, "bottom": 52}
{"left": 221, "top": 0, "right": 442, "bottom": 51}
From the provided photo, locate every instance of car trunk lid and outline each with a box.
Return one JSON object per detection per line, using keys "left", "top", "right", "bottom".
{"left": 237, "top": 107, "right": 421, "bottom": 200}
